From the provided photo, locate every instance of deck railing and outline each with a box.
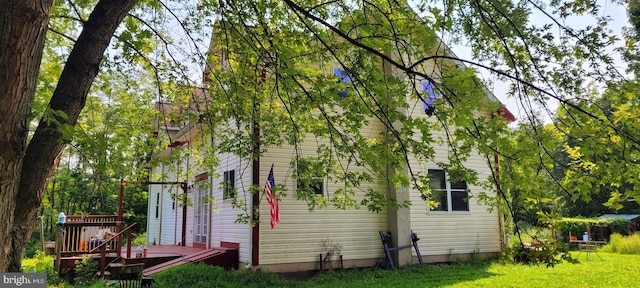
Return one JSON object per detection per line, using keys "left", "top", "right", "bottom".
{"left": 61, "top": 215, "right": 120, "bottom": 256}
{"left": 90, "top": 223, "right": 137, "bottom": 276}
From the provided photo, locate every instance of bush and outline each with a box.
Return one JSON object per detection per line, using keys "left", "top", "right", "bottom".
{"left": 74, "top": 254, "right": 98, "bottom": 285}
{"left": 151, "top": 264, "right": 230, "bottom": 288}
{"left": 133, "top": 232, "right": 147, "bottom": 246}
{"left": 21, "top": 251, "right": 63, "bottom": 285}
{"left": 151, "top": 264, "right": 292, "bottom": 288}
{"left": 506, "top": 239, "right": 577, "bottom": 267}
{"left": 556, "top": 217, "right": 630, "bottom": 242}
{"left": 600, "top": 233, "right": 640, "bottom": 254}
{"left": 608, "top": 218, "right": 630, "bottom": 235}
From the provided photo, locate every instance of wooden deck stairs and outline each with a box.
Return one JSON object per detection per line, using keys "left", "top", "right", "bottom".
{"left": 142, "top": 247, "right": 238, "bottom": 276}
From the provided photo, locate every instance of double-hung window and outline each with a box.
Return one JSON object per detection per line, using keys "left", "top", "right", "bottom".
{"left": 428, "top": 169, "right": 469, "bottom": 212}
{"left": 295, "top": 157, "right": 325, "bottom": 196}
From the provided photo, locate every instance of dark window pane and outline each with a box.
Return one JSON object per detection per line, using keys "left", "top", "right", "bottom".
{"left": 451, "top": 190, "right": 469, "bottom": 211}
{"left": 451, "top": 180, "right": 467, "bottom": 190}
{"left": 428, "top": 169, "right": 446, "bottom": 190}
{"left": 223, "top": 170, "right": 236, "bottom": 199}
{"left": 431, "top": 190, "right": 448, "bottom": 211}
{"left": 155, "top": 193, "right": 160, "bottom": 218}
{"left": 312, "top": 179, "right": 324, "bottom": 195}
{"left": 230, "top": 170, "right": 235, "bottom": 190}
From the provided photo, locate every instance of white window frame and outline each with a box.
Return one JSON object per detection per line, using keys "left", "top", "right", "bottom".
{"left": 427, "top": 168, "right": 469, "bottom": 213}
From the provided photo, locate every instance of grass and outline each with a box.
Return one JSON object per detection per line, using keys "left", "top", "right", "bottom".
{"left": 301, "top": 252, "right": 640, "bottom": 288}
{"left": 24, "top": 250, "right": 640, "bottom": 287}
{"left": 145, "top": 252, "right": 640, "bottom": 288}
{"left": 600, "top": 233, "right": 640, "bottom": 254}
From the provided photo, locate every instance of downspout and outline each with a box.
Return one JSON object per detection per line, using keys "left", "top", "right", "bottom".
{"left": 158, "top": 165, "right": 164, "bottom": 245}
{"left": 494, "top": 153, "right": 505, "bottom": 250}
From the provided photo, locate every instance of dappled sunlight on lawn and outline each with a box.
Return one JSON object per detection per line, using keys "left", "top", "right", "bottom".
{"left": 445, "top": 253, "right": 640, "bottom": 288}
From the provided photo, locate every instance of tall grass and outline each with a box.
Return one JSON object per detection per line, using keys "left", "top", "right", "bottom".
{"left": 600, "top": 233, "right": 640, "bottom": 254}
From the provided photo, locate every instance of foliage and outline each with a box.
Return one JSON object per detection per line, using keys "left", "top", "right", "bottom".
{"left": 150, "top": 263, "right": 286, "bottom": 288}
{"left": 133, "top": 232, "right": 147, "bottom": 247}
{"left": 508, "top": 241, "right": 576, "bottom": 267}
{"left": 24, "top": 230, "right": 43, "bottom": 258}
{"left": 554, "top": 81, "right": 640, "bottom": 215}
{"left": 73, "top": 254, "right": 98, "bottom": 286}
{"left": 556, "top": 217, "right": 630, "bottom": 241}
{"left": 20, "top": 251, "right": 52, "bottom": 273}
{"left": 21, "top": 251, "right": 63, "bottom": 285}
{"left": 601, "top": 233, "right": 640, "bottom": 254}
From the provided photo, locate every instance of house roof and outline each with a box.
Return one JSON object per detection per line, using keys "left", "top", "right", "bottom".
{"left": 598, "top": 214, "right": 640, "bottom": 221}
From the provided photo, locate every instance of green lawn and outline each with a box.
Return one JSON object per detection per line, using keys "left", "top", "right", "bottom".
{"left": 303, "top": 252, "right": 640, "bottom": 288}
{"left": 39, "top": 251, "right": 640, "bottom": 287}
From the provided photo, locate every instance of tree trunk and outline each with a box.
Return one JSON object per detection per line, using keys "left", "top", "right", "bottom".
{"left": 5, "top": 0, "right": 138, "bottom": 272}
{"left": 0, "top": 0, "right": 54, "bottom": 272}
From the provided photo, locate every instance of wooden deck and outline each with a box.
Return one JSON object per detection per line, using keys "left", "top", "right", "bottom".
{"left": 59, "top": 245, "right": 238, "bottom": 275}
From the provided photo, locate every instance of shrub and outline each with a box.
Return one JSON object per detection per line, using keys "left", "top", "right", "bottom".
{"left": 151, "top": 263, "right": 230, "bottom": 288}
{"left": 21, "top": 251, "right": 53, "bottom": 273}
{"left": 556, "top": 217, "right": 630, "bottom": 242}
{"left": 133, "top": 232, "right": 147, "bottom": 246}
{"left": 74, "top": 254, "right": 98, "bottom": 285}
{"left": 600, "top": 233, "right": 640, "bottom": 254}
{"left": 608, "top": 218, "right": 631, "bottom": 235}
{"left": 151, "top": 264, "right": 292, "bottom": 288}
{"left": 21, "top": 251, "right": 63, "bottom": 285}
{"left": 228, "top": 268, "right": 286, "bottom": 287}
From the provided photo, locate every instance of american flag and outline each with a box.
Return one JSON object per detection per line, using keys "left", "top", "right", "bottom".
{"left": 265, "top": 165, "right": 279, "bottom": 229}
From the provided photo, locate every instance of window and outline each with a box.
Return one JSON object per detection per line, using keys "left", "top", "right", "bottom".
{"left": 428, "top": 169, "right": 469, "bottom": 212}
{"left": 223, "top": 169, "right": 236, "bottom": 199}
{"left": 334, "top": 68, "right": 351, "bottom": 98}
{"left": 421, "top": 80, "right": 441, "bottom": 116}
{"left": 295, "top": 157, "right": 325, "bottom": 195}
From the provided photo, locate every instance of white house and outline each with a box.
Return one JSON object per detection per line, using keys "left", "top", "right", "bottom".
{"left": 146, "top": 13, "right": 515, "bottom": 273}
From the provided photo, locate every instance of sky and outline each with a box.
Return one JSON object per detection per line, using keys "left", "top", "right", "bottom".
{"left": 451, "top": 1, "right": 631, "bottom": 123}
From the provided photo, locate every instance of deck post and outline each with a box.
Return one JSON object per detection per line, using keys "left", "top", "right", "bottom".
{"left": 118, "top": 179, "right": 124, "bottom": 251}
{"left": 127, "top": 229, "right": 132, "bottom": 258}
{"left": 100, "top": 245, "right": 106, "bottom": 276}
{"left": 54, "top": 223, "right": 63, "bottom": 274}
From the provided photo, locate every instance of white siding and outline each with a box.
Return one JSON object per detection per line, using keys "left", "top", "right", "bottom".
{"left": 259, "top": 119, "right": 388, "bottom": 266}
{"left": 406, "top": 101, "right": 501, "bottom": 257}
{"left": 210, "top": 152, "right": 252, "bottom": 264}
{"left": 147, "top": 165, "right": 162, "bottom": 245}
{"left": 158, "top": 162, "right": 186, "bottom": 246}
